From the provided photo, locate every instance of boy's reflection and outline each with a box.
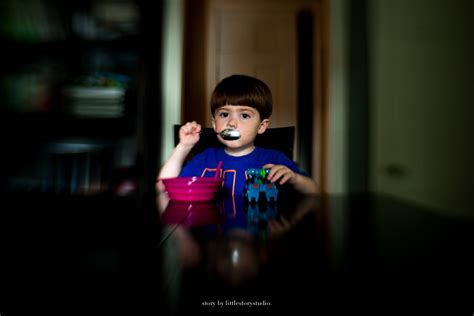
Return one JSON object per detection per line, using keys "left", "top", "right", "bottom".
{"left": 160, "top": 193, "right": 318, "bottom": 273}
{"left": 160, "top": 195, "right": 282, "bottom": 240}
{"left": 159, "top": 194, "right": 321, "bottom": 314}
{"left": 159, "top": 192, "right": 328, "bottom": 316}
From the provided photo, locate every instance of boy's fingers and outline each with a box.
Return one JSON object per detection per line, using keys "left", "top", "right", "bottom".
{"left": 182, "top": 122, "right": 201, "bottom": 135}
{"left": 279, "top": 173, "right": 291, "bottom": 185}
{"left": 268, "top": 168, "right": 293, "bottom": 184}
{"left": 191, "top": 122, "right": 201, "bottom": 132}
{"left": 267, "top": 165, "right": 285, "bottom": 181}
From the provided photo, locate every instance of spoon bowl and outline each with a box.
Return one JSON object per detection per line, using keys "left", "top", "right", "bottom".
{"left": 218, "top": 128, "right": 240, "bottom": 140}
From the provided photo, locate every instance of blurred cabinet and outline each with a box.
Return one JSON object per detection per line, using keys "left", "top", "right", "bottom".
{"left": 0, "top": 0, "right": 160, "bottom": 196}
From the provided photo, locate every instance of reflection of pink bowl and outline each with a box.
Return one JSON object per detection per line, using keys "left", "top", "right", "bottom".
{"left": 161, "top": 177, "right": 223, "bottom": 201}
{"left": 161, "top": 201, "right": 221, "bottom": 226}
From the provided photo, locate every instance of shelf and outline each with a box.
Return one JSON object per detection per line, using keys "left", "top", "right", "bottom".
{"left": 0, "top": 0, "right": 159, "bottom": 197}
{"left": 0, "top": 112, "right": 135, "bottom": 141}
{"left": 1, "top": 35, "right": 143, "bottom": 55}
{"left": 0, "top": 37, "right": 143, "bottom": 74}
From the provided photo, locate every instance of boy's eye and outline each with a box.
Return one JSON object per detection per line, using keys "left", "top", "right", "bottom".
{"left": 241, "top": 113, "right": 251, "bottom": 119}
{"left": 218, "top": 112, "right": 228, "bottom": 118}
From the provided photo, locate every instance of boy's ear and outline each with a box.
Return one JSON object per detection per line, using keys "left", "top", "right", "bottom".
{"left": 257, "top": 119, "right": 270, "bottom": 134}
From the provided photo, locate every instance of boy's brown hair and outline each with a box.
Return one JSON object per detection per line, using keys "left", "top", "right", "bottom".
{"left": 210, "top": 74, "right": 273, "bottom": 120}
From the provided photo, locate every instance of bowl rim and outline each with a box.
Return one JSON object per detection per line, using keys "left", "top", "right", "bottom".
{"left": 161, "top": 176, "right": 222, "bottom": 182}
{"left": 165, "top": 184, "right": 221, "bottom": 190}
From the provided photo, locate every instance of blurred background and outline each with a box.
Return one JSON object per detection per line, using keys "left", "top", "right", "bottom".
{"left": 0, "top": 0, "right": 472, "bottom": 219}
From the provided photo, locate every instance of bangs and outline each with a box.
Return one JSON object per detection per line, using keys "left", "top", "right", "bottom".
{"left": 212, "top": 91, "right": 262, "bottom": 109}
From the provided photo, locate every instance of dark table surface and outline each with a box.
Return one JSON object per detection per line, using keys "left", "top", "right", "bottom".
{"left": 157, "top": 191, "right": 474, "bottom": 315}
{"left": 1, "top": 191, "right": 473, "bottom": 315}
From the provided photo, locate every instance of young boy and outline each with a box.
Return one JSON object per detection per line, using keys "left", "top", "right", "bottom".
{"left": 157, "top": 74, "right": 319, "bottom": 197}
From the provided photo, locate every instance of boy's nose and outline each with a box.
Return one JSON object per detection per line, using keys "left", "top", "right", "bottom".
{"left": 227, "top": 117, "right": 237, "bottom": 128}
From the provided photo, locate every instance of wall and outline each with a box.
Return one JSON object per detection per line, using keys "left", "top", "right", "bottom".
{"left": 161, "top": 0, "right": 185, "bottom": 164}
{"left": 326, "top": 0, "right": 349, "bottom": 194}
{"left": 369, "top": 0, "right": 474, "bottom": 219}
{"left": 159, "top": 0, "right": 473, "bottom": 220}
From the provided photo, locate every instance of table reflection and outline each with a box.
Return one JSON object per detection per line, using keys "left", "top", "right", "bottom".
{"left": 158, "top": 192, "right": 328, "bottom": 314}
{"left": 159, "top": 192, "right": 316, "bottom": 241}
{"left": 157, "top": 192, "right": 474, "bottom": 315}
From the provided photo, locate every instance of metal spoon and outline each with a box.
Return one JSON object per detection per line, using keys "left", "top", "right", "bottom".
{"left": 217, "top": 128, "right": 240, "bottom": 140}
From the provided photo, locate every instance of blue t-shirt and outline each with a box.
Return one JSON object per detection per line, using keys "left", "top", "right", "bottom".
{"left": 179, "top": 146, "right": 304, "bottom": 196}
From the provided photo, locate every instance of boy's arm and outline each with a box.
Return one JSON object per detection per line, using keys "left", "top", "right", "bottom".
{"left": 156, "top": 143, "right": 194, "bottom": 209}
{"left": 157, "top": 143, "right": 194, "bottom": 179}
{"left": 263, "top": 163, "right": 320, "bottom": 195}
{"left": 291, "top": 173, "right": 320, "bottom": 195}
{"left": 157, "top": 121, "right": 202, "bottom": 182}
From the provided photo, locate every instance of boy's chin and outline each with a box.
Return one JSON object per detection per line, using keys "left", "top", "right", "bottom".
{"left": 222, "top": 140, "right": 244, "bottom": 147}
{"left": 223, "top": 142, "right": 256, "bottom": 155}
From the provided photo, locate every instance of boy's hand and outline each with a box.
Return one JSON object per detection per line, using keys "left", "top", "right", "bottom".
{"left": 179, "top": 121, "right": 201, "bottom": 147}
{"left": 263, "top": 163, "right": 296, "bottom": 185}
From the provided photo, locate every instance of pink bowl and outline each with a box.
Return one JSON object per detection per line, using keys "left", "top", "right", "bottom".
{"left": 165, "top": 187, "right": 220, "bottom": 201}
{"left": 161, "top": 177, "right": 223, "bottom": 201}
{"left": 163, "top": 182, "right": 220, "bottom": 189}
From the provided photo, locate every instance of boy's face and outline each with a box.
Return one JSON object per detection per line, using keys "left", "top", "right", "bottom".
{"left": 212, "top": 105, "right": 269, "bottom": 152}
